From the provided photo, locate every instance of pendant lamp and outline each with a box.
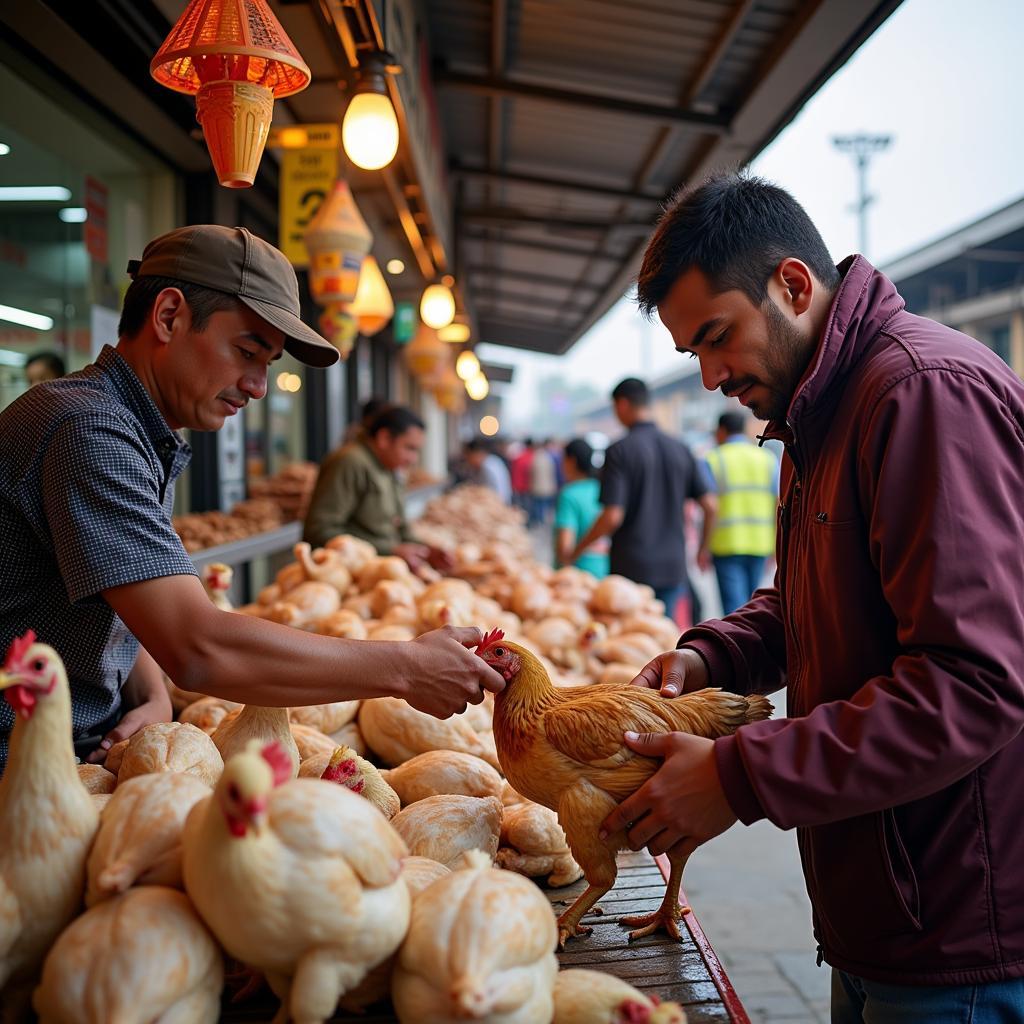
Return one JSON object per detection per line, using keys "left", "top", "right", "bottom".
{"left": 420, "top": 282, "right": 456, "bottom": 329}
{"left": 349, "top": 256, "right": 394, "bottom": 336}
{"left": 404, "top": 323, "right": 447, "bottom": 379}
{"left": 151, "top": 0, "right": 311, "bottom": 187}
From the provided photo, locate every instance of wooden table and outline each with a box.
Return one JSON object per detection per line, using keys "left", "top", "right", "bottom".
{"left": 221, "top": 850, "right": 749, "bottom": 1022}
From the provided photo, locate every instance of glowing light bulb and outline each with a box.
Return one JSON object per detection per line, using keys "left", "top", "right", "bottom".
{"left": 342, "top": 92, "right": 399, "bottom": 170}
{"left": 456, "top": 351, "right": 480, "bottom": 381}
{"left": 466, "top": 372, "right": 489, "bottom": 401}
{"left": 438, "top": 322, "right": 470, "bottom": 343}
{"left": 420, "top": 283, "right": 455, "bottom": 329}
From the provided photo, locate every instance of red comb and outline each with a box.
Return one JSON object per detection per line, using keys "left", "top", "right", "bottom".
{"left": 261, "top": 740, "right": 293, "bottom": 786}
{"left": 476, "top": 628, "right": 505, "bottom": 651}
{"left": 7, "top": 630, "right": 37, "bottom": 668}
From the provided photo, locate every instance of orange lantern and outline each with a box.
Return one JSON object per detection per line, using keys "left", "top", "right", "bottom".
{"left": 403, "top": 323, "right": 447, "bottom": 380}
{"left": 151, "top": 0, "right": 311, "bottom": 188}
{"left": 305, "top": 181, "right": 373, "bottom": 307}
{"left": 432, "top": 366, "right": 466, "bottom": 414}
{"left": 318, "top": 305, "right": 359, "bottom": 361}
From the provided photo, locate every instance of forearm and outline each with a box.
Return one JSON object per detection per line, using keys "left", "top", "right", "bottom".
{"left": 555, "top": 528, "right": 574, "bottom": 567}
{"left": 697, "top": 495, "right": 717, "bottom": 551}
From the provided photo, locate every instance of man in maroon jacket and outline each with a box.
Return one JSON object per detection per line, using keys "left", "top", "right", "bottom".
{"left": 601, "top": 174, "right": 1024, "bottom": 1021}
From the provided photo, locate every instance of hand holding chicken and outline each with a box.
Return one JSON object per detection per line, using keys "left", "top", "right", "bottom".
{"left": 478, "top": 630, "right": 771, "bottom": 947}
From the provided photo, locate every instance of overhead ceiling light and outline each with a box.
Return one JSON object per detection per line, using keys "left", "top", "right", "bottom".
{"left": 0, "top": 304, "right": 54, "bottom": 330}
{"left": 342, "top": 51, "right": 401, "bottom": 171}
{"left": 385, "top": 258, "right": 405, "bottom": 275}
{"left": 438, "top": 322, "right": 470, "bottom": 343}
{"left": 58, "top": 207, "right": 87, "bottom": 223}
{"left": 465, "top": 371, "right": 489, "bottom": 401}
{"left": 0, "top": 349, "right": 27, "bottom": 367}
{"left": 0, "top": 186, "right": 72, "bottom": 202}
{"left": 456, "top": 350, "right": 480, "bottom": 381}
{"left": 0, "top": 144, "right": 10, "bottom": 156}
{"left": 420, "top": 282, "right": 455, "bottom": 329}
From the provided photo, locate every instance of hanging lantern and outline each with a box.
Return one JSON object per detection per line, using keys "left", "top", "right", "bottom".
{"left": 420, "top": 282, "right": 456, "bottom": 329}
{"left": 456, "top": 350, "right": 480, "bottom": 381}
{"left": 304, "top": 181, "right": 373, "bottom": 306}
{"left": 404, "top": 323, "right": 447, "bottom": 379}
{"left": 151, "top": 0, "right": 311, "bottom": 188}
{"left": 318, "top": 304, "right": 359, "bottom": 360}
{"left": 349, "top": 256, "right": 394, "bottom": 336}
{"left": 434, "top": 370, "right": 466, "bottom": 415}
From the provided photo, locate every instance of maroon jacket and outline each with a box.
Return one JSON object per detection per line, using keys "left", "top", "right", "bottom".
{"left": 682, "top": 257, "right": 1024, "bottom": 985}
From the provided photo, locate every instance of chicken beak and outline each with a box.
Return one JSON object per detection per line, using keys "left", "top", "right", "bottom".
{"left": 0, "top": 670, "right": 20, "bottom": 691}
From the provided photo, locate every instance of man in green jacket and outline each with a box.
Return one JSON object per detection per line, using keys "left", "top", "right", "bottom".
{"left": 304, "top": 404, "right": 451, "bottom": 573}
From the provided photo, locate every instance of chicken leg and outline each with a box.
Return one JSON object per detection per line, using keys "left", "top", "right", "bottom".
{"left": 557, "top": 785, "right": 620, "bottom": 948}
{"left": 621, "top": 848, "right": 691, "bottom": 942}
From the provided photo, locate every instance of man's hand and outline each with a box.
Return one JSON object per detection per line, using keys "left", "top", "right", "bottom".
{"left": 697, "top": 545, "right": 712, "bottom": 573}
{"left": 394, "top": 541, "right": 431, "bottom": 571}
{"left": 599, "top": 732, "right": 737, "bottom": 857}
{"left": 402, "top": 625, "right": 506, "bottom": 719}
{"left": 629, "top": 648, "right": 708, "bottom": 698}
{"left": 87, "top": 691, "right": 172, "bottom": 764}
{"left": 427, "top": 546, "right": 455, "bottom": 572}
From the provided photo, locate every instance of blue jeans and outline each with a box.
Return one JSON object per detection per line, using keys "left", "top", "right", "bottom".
{"left": 713, "top": 554, "right": 766, "bottom": 614}
{"left": 832, "top": 969, "right": 1024, "bottom": 1023}
{"left": 654, "top": 583, "right": 687, "bottom": 625}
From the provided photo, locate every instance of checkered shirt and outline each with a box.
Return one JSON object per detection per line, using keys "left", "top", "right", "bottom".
{"left": 0, "top": 346, "right": 196, "bottom": 770}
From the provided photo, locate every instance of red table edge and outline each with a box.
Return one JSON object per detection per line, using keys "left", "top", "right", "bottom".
{"left": 653, "top": 853, "right": 752, "bottom": 1024}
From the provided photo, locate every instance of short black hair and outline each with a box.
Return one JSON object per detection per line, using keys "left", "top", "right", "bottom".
{"left": 25, "top": 351, "right": 65, "bottom": 378}
{"left": 611, "top": 377, "right": 649, "bottom": 406}
{"left": 718, "top": 411, "right": 747, "bottom": 435}
{"left": 360, "top": 396, "right": 389, "bottom": 423}
{"left": 118, "top": 275, "right": 240, "bottom": 339}
{"left": 366, "top": 404, "right": 424, "bottom": 438}
{"left": 464, "top": 437, "right": 491, "bottom": 453}
{"left": 636, "top": 172, "right": 841, "bottom": 319}
{"left": 564, "top": 437, "right": 596, "bottom": 477}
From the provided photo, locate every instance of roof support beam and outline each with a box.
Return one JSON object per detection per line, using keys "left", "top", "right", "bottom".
{"left": 434, "top": 69, "right": 731, "bottom": 132}
{"left": 460, "top": 207, "right": 651, "bottom": 232}
{"left": 462, "top": 230, "right": 621, "bottom": 262}
{"left": 451, "top": 163, "right": 661, "bottom": 204}
{"left": 468, "top": 265, "right": 602, "bottom": 291}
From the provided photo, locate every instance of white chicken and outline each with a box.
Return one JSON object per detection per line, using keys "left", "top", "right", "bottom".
{"left": 86, "top": 771, "right": 211, "bottom": 906}
{"left": 32, "top": 886, "right": 223, "bottom": 1024}
{"left": 392, "top": 848, "right": 558, "bottom": 1024}
{"left": 211, "top": 703, "right": 300, "bottom": 778}
{"left": 182, "top": 741, "right": 410, "bottom": 1024}
{"left": 0, "top": 633, "right": 100, "bottom": 1019}
{"left": 552, "top": 969, "right": 687, "bottom": 1024}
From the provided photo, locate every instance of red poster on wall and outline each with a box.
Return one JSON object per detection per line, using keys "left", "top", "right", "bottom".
{"left": 84, "top": 176, "right": 108, "bottom": 264}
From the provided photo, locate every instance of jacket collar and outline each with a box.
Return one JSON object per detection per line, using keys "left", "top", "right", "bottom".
{"left": 762, "top": 256, "right": 905, "bottom": 444}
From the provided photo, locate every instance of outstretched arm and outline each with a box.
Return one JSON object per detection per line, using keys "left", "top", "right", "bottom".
{"left": 102, "top": 574, "right": 505, "bottom": 718}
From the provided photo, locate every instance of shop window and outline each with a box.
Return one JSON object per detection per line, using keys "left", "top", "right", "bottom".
{"left": 985, "top": 323, "right": 1011, "bottom": 365}
{"left": 0, "top": 60, "right": 175, "bottom": 413}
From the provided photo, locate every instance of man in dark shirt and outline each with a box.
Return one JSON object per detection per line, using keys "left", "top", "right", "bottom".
{"left": 571, "top": 377, "right": 716, "bottom": 620}
{"left": 0, "top": 224, "right": 503, "bottom": 771}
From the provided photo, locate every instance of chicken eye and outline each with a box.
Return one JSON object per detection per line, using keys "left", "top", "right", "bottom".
{"left": 493, "top": 647, "right": 506, "bottom": 657}
{"left": 31, "top": 658, "right": 45, "bottom": 671}
{"left": 228, "top": 783, "right": 240, "bottom": 802}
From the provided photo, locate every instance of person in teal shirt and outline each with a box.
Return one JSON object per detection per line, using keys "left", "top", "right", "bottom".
{"left": 554, "top": 438, "right": 609, "bottom": 578}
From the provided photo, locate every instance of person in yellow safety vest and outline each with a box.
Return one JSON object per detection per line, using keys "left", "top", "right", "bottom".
{"left": 702, "top": 410, "right": 779, "bottom": 613}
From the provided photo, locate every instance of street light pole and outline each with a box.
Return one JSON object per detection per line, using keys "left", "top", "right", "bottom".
{"left": 832, "top": 134, "right": 892, "bottom": 257}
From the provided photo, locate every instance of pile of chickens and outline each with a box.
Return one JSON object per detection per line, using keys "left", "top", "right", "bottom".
{"left": 1, "top": 501, "right": 772, "bottom": 1023}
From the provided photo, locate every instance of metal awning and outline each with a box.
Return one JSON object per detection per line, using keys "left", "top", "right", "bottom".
{"left": 299, "top": 0, "right": 905, "bottom": 356}
{"left": 6, "top": 0, "right": 903, "bottom": 357}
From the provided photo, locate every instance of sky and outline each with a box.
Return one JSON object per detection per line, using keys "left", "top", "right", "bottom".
{"left": 478, "top": 0, "right": 1024, "bottom": 432}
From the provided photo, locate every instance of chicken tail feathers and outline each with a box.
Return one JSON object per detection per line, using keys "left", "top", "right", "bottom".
{"left": 743, "top": 693, "right": 774, "bottom": 724}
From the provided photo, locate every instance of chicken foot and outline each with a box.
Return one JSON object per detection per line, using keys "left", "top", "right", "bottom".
{"left": 556, "top": 881, "right": 612, "bottom": 949}
{"left": 621, "top": 851, "right": 691, "bottom": 942}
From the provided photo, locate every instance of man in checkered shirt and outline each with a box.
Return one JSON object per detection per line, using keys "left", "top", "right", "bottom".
{"left": 0, "top": 225, "right": 504, "bottom": 771}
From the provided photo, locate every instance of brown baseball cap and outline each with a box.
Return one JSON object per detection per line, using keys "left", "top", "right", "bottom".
{"left": 126, "top": 224, "right": 339, "bottom": 367}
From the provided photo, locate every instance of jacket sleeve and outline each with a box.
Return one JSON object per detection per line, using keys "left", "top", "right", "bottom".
{"left": 303, "top": 453, "right": 365, "bottom": 549}
{"left": 677, "top": 583, "right": 788, "bottom": 698}
{"left": 716, "top": 369, "right": 1024, "bottom": 828}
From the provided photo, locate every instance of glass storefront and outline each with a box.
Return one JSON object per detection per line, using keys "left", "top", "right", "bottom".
{"left": 0, "top": 59, "right": 177, "bottom": 412}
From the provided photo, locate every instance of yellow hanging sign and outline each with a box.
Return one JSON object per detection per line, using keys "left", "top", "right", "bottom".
{"left": 279, "top": 146, "right": 339, "bottom": 267}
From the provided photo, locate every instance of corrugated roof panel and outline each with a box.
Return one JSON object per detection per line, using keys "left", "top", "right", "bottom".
{"left": 424, "top": 0, "right": 491, "bottom": 71}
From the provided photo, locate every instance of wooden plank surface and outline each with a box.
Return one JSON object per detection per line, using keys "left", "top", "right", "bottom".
{"left": 220, "top": 850, "right": 744, "bottom": 1022}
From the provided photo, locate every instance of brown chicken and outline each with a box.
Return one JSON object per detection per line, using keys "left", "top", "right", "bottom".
{"left": 477, "top": 630, "right": 772, "bottom": 947}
